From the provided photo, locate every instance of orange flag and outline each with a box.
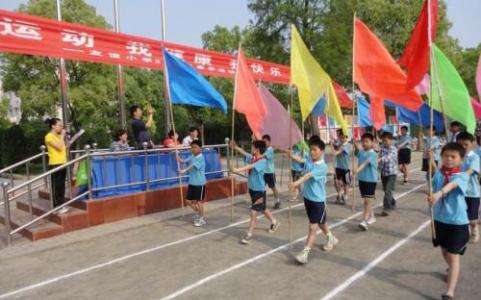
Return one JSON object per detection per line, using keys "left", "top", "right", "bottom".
{"left": 399, "top": 0, "right": 438, "bottom": 90}
{"left": 233, "top": 48, "right": 266, "bottom": 137}
{"left": 354, "top": 18, "right": 423, "bottom": 112}
{"left": 333, "top": 81, "right": 353, "bottom": 109}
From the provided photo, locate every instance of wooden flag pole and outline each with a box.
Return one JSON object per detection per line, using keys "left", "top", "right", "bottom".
{"left": 287, "top": 89, "right": 296, "bottom": 245}
{"left": 351, "top": 12, "right": 358, "bottom": 213}
{"left": 162, "top": 49, "right": 185, "bottom": 218}
{"left": 427, "top": 0, "right": 437, "bottom": 242}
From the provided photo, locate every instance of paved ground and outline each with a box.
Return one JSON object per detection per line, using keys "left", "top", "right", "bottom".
{"left": 0, "top": 154, "right": 480, "bottom": 300}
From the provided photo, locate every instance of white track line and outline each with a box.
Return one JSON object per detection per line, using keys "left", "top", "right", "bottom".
{"left": 320, "top": 219, "right": 431, "bottom": 300}
{"left": 0, "top": 194, "right": 336, "bottom": 299}
{"left": 0, "top": 168, "right": 422, "bottom": 299}
{"left": 158, "top": 183, "right": 425, "bottom": 300}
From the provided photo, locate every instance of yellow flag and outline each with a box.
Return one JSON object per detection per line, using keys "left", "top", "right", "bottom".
{"left": 290, "top": 25, "right": 347, "bottom": 134}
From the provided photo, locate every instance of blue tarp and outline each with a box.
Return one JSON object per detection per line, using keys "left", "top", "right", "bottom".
{"left": 91, "top": 149, "right": 223, "bottom": 198}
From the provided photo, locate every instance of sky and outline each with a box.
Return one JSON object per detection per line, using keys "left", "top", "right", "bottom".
{"left": 0, "top": 0, "right": 480, "bottom": 49}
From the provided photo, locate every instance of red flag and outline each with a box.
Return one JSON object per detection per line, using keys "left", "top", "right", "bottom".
{"left": 233, "top": 48, "right": 266, "bottom": 137}
{"left": 333, "top": 81, "right": 353, "bottom": 109}
{"left": 370, "top": 97, "right": 386, "bottom": 130}
{"left": 399, "top": 0, "right": 438, "bottom": 90}
{"left": 354, "top": 18, "right": 423, "bottom": 111}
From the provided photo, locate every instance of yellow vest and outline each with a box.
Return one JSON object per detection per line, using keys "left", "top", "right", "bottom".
{"left": 45, "top": 132, "right": 67, "bottom": 165}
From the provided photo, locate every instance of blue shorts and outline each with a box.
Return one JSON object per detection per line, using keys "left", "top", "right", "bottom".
{"left": 249, "top": 189, "right": 266, "bottom": 212}
{"left": 465, "top": 197, "right": 480, "bottom": 221}
{"left": 304, "top": 198, "right": 326, "bottom": 224}
{"left": 264, "top": 173, "right": 276, "bottom": 188}
{"left": 359, "top": 181, "right": 377, "bottom": 198}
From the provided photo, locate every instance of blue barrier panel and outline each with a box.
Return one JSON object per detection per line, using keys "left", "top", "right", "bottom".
{"left": 91, "top": 148, "right": 223, "bottom": 198}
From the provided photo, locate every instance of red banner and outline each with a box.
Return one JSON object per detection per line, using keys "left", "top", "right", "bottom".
{"left": 0, "top": 10, "right": 289, "bottom": 85}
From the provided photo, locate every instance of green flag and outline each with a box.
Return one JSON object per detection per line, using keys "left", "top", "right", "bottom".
{"left": 431, "top": 44, "right": 475, "bottom": 134}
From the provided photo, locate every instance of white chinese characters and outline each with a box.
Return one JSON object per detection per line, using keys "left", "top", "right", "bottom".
{"left": 61, "top": 30, "right": 94, "bottom": 48}
{"left": 0, "top": 18, "right": 42, "bottom": 41}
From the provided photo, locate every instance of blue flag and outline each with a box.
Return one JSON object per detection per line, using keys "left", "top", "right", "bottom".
{"left": 163, "top": 50, "right": 227, "bottom": 113}
{"left": 385, "top": 101, "right": 445, "bottom": 133}
{"left": 357, "top": 95, "right": 372, "bottom": 127}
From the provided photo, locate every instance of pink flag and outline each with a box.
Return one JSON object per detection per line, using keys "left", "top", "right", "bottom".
{"left": 476, "top": 55, "right": 481, "bottom": 100}
{"left": 415, "top": 74, "right": 431, "bottom": 96}
{"left": 258, "top": 85, "right": 302, "bottom": 150}
{"left": 471, "top": 97, "right": 481, "bottom": 118}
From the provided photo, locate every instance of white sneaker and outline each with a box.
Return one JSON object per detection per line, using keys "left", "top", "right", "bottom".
{"left": 367, "top": 216, "right": 377, "bottom": 225}
{"left": 295, "top": 247, "right": 310, "bottom": 264}
{"left": 359, "top": 220, "right": 369, "bottom": 231}
{"left": 241, "top": 233, "right": 253, "bottom": 244}
{"left": 193, "top": 218, "right": 202, "bottom": 227}
{"left": 56, "top": 207, "right": 70, "bottom": 215}
{"left": 269, "top": 220, "right": 280, "bottom": 233}
{"left": 322, "top": 234, "right": 339, "bottom": 251}
{"left": 199, "top": 217, "right": 207, "bottom": 226}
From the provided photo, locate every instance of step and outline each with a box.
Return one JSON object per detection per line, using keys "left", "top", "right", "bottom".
{"left": 16, "top": 198, "right": 89, "bottom": 232}
{"left": 0, "top": 207, "right": 63, "bottom": 241}
{"left": 38, "top": 189, "right": 87, "bottom": 210}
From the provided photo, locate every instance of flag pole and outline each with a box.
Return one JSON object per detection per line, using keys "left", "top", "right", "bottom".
{"left": 427, "top": 0, "right": 437, "bottom": 242}
{"left": 287, "top": 99, "right": 294, "bottom": 246}
{"left": 351, "top": 12, "right": 358, "bottom": 212}
{"left": 229, "top": 48, "right": 242, "bottom": 223}
{"left": 160, "top": 0, "right": 172, "bottom": 135}
{"left": 162, "top": 50, "right": 185, "bottom": 218}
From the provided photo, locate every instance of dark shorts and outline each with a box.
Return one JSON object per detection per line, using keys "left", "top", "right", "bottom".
{"left": 304, "top": 198, "right": 326, "bottom": 224}
{"left": 433, "top": 221, "right": 469, "bottom": 255}
{"left": 291, "top": 170, "right": 302, "bottom": 182}
{"left": 465, "top": 197, "right": 480, "bottom": 221}
{"left": 359, "top": 181, "right": 377, "bottom": 198}
{"left": 422, "top": 158, "right": 439, "bottom": 172}
{"left": 249, "top": 189, "right": 266, "bottom": 212}
{"left": 186, "top": 185, "right": 206, "bottom": 201}
{"left": 398, "top": 148, "right": 411, "bottom": 165}
{"left": 264, "top": 173, "right": 276, "bottom": 188}
{"left": 335, "top": 168, "right": 351, "bottom": 184}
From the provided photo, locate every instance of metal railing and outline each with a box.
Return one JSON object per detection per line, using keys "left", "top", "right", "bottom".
{"left": 1, "top": 139, "right": 235, "bottom": 246}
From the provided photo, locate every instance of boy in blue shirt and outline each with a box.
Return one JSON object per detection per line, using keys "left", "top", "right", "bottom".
{"left": 290, "top": 142, "right": 305, "bottom": 201}
{"left": 353, "top": 133, "right": 379, "bottom": 231}
{"left": 289, "top": 136, "right": 338, "bottom": 264}
{"left": 261, "top": 135, "right": 281, "bottom": 209}
{"left": 427, "top": 142, "right": 470, "bottom": 300}
{"left": 332, "top": 131, "right": 352, "bottom": 205}
{"left": 177, "top": 140, "right": 207, "bottom": 227}
{"left": 456, "top": 132, "right": 480, "bottom": 243}
{"left": 397, "top": 125, "right": 412, "bottom": 184}
{"left": 231, "top": 140, "right": 280, "bottom": 244}
{"left": 423, "top": 126, "right": 442, "bottom": 180}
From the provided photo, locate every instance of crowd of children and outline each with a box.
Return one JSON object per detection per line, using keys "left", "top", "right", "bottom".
{"left": 174, "top": 120, "right": 479, "bottom": 300}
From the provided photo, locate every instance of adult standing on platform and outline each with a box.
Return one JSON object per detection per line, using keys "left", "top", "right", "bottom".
{"left": 130, "top": 104, "right": 154, "bottom": 149}
{"left": 44, "top": 118, "right": 69, "bottom": 215}
{"left": 397, "top": 126, "right": 412, "bottom": 184}
{"left": 182, "top": 127, "right": 199, "bottom": 146}
{"left": 448, "top": 121, "right": 462, "bottom": 143}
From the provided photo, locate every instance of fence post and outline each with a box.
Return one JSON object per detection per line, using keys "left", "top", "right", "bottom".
{"left": 26, "top": 162, "right": 33, "bottom": 219}
{"left": 2, "top": 182, "right": 12, "bottom": 246}
{"left": 40, "top": 145, "right": 48, "bottom": 189}
{"left": 85, "top": 145, "right": 92, "bottom": 200}
{"left": 143, "top": 142, "right": 150, "bottom": 191}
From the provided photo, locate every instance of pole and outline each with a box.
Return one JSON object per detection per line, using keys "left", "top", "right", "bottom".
{"left": 162, "top": 51, "right": 185, "bottom": 218}
{"left": 287, "top": 98, "right": 294, "bottom": 245}
{"left": 160, "top": 0, "right": 172, "bottom": 135}
{"left": 114, "top": 0, "right": 126, "bottom": 129}
{"left": 229, "top": 49, "right": 241, "bottom": 223}
{"left": 427, "top": 0, "right": 436, "bottom": 241}
{"left": 351, "top": 12, "right": 358, "bottom": 212}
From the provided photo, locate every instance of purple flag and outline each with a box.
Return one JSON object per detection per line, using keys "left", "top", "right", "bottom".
{"left": 258, "top": 85, "right": 302, "bottom": 150}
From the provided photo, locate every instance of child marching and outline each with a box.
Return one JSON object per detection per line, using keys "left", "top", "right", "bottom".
{"left": 332, "top": 130, "right": 352, "bottom": 205}
{"left": 176, "top": 140, "right": 207, "bottom": 227}
{"left": 379, "top": 131, "right": 398, "bottom": 216}
{"left": 230, "top": 139, "right": 280, "bottom": 244}
{"left": 290, "top": 142, "right": 305, "bottom": 201}
{"left": 289, "top": 136, "right": 338, "bottom": 264}
{"left": 427, "top": 143, "right": 470, "bottom": 300}
{"left": 423, "top": 126, "right": 442, "bottom": 180}
{"left": 397, "top": 125, "right": 412, "bottom": 184}
{"left": 353, "top": 133, "right": 379, "bottom": 231}
{"left": 261, "top": 135, "right": 281, "bottom": 209}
